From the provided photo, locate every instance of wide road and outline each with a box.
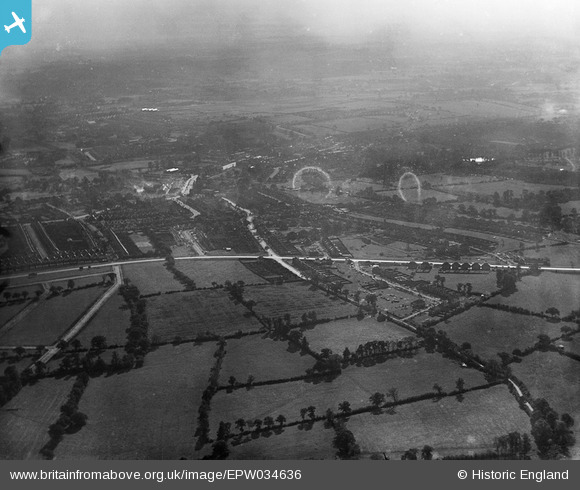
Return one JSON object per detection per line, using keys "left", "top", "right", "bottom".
{"left": 3, "top": 254, "right": 580, "bottom": 285}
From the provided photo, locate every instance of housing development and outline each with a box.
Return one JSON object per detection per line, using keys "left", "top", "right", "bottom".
{"left": 0, "top": 1, "right": 579, "bottom": 461}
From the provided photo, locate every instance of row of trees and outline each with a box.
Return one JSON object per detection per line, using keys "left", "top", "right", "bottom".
{"left": 164, "top": 255, "right": 196, "bottom": 291}
{"left": 0, "top": 365, "right": 22, "bottom": 407}
{"left": 119, "top": 283, "right": 150, "bottom": 357}
{"left": 41, "top": 372, "right": 90, "bottom": 459}
{"left": 196, "top": 339, "right": 227, "bottom": 448}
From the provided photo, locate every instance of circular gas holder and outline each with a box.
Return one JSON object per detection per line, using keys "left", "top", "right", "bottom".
{"left": 292, "top": 166, "right": 333, "bottom": 197}
{"left": 397, "top": 171, "right": 422, "bottom": 203}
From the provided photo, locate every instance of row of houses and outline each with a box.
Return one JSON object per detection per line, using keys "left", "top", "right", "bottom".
{"left": 407, "top": 261, "right": 492, "bottom": 273}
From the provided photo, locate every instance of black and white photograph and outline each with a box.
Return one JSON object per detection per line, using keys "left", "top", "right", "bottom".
{"left": 0, "top": 0, "right": 579, "bottom": 462}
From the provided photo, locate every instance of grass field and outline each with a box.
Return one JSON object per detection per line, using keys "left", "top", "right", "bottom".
{"left": 55, "top": 343, "right": 217, "bottom": 459}
{"left": 210, "top": 350, "right": 487, "bottom": 440}
{"left": 219, "top": 335, "right": 316, "bottom": 384}
{"left": 440, "top": 307, "right": 566, "bottom": 361}
{"left": 174, "top": 259, "right": 264, "bottom": 288}
{"left": 0, "top": 287, "right": 106, "bottom": 347}
{"left": 243, "top": 283, "right": 357, "bottom": 322}
{"left": 443, "top": 180, "right": 575, "bottom": 198}
{"left": 348, "top": 385, "right": 530, "bottom": 459}
{"left": 523, "top": 244, "right": 580, "bottom": 268}
{"left": 511, "top": 351, "right": 580, "bottom": 459}
{"left": 425, "top": 269, "right": 498, "bottom": 295}
{"left": 0, "top": 301, "right": 29, "bottom": 327}
{"left": 228, "top": 422, "right": 336, "bottom": 460}
{"left": 561, "top": 335, "right": 580, "bottom": 357}
{"left": 418, "top": 174, "right": 501, "bottom": 187}
{"left": 74, "top": 292, "right": 130, "bottom": 347}
{"left": 147, "top": 290, "right": 262, "bottom": 341}
{"left": 339, "top": 236, "right": 411, "bottom": 259}
{"left": 377, "top": 189, "right": 459, "bottom": 203}
{"left": 0, "top": 377, "right": 75, "bottom": 459}
{"left": 122, "top": 262, "right": 182, "bottom": 295}
{"left": 488, "top": 273, "right": 580, "bottom": 316}
{"left": 304, "top": 317, "right": 412, "bottom": 354}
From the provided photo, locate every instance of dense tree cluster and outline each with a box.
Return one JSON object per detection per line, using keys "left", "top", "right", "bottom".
{"left": 531, "top": 399, "right": 575, "bottom": 459}
{"left": 41, "top": 372, "right": 89, "bottom": 459}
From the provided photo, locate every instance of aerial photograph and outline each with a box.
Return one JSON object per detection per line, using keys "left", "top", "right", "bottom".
{"left": 0, "top": 0, "right": 579, "bottom": 461}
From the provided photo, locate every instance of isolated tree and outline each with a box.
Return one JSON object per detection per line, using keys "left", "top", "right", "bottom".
{"left": 275, "top": 414, "right": 286, "bottom": 428}
{"left": 67, "top": 279, "right": 75, "bottom": 290}
{"left": 455, "top": 378, "right": 465, "bottom": 392}
{"left": 300, "top": 408, "right": 308, "bottom": 421}
{"left": 401, "top": 448, "right": 419, "bottom": 460}
{"left": 307, "top": 406, "right": 316, "bottom": 420}
{"left": 536, "top": 334, "right": 552, "bottom": 351}
{"left": 90, "top": 335, "right": 107, "bottom": 351}
{"left": 235, "top": 418, "right": 246, "bottom": 433}
{"left": 210, "top": 440, "right": 230, "bottom": 460}
{"left": 338, "top": 401, "right": 352, "bottom": 416}
{"left": 228, "top": 376, "right": 237, "bottom": 388}
{"left": 333, "top": 424, "right": 360, "bottom": 459}
{"left": 13, "top": 346, "right": 25, "bottom": 359}
{"left": 369, "top": 392, "right": 385, "bottom": 409}
{"left": 246, "top": 374, "right": 255, "bottom": 387}
{"left": 545, "top": 307, "right": 560, "bottom": 318}
{"left": 387, "top": 387, "right": 399, "bottom": 403}
{"left": 433, "top": 383, "right": 443, "bottom": 396}
{"left": 263, "top": 416, "right": 275, "bottom": 431}
{"left": 421, "top": 445, "right": 434, "bottom": 460}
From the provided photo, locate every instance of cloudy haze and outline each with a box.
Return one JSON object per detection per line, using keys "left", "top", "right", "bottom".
{"left": 23, "top": 0, "right": 580, "bottom": 53}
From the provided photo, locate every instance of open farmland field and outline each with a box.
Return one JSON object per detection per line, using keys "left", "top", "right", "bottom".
{"left": 228, "top": 422, "right": 336, "bottom": 460}
{"left": 0, "top": 287, "right": 106, "bottom": 347}
{"left": 440, "top": 307, "right": 567, "bottom": 361}
{"left": 435, "top": 99, "right": 539, "bottom": 118}
{"left": 55, "top": 343, "right": 217, "bottom": 460}
{"left": 488, "top": 273, "right": 580, "bottom": 316}
{"left": 377, "top": 188, "right": 459, "bottom": 203}
{"left": 122, "top": 262, "right": 181, "bottom": 295}
{"left": 210, "top": 350, "right": 487, "bottom": 440}
{"left": 147, "top": 290, "right": 262, "bottom": 341}
{"left": 442, "top": 180, "right": 576, "bottom": 198}
{"left": 93, "top": 159, "right": 152, "bottom": 172}
{"left": 50, "top": 276, "right": 107, "bottom": 290}
{"left": 0, "top": 377, "right": 75, "bottom": 459}
{"left": 339, "top": 236, "right": 414, "bottom": 260}
{"left": 0, "top": 301, "right": 30, "bottom": 327}
{"left": 511, "top": 351, "right": 580, "bottom": 459}
{"left": 425, "top": 269, "right": 499, "bottom": 295}
{"left": 524, "top": 244, "right": 580, "bottom": 268}
{"left": 418, "top": 174, "right": 501, "bottom": 187}
{"left": 174, "top": 259, "right": 264, "bottom": 288}
{"left": 449, "top": 201, "right": 521, "bottom": 219}
{"left": 219, "top": 335, "right": 316, "bottom": 384}
{"left": 512, "top": 351, "right": 579, "bottom": 417}
{"left": 73, "top": 292, "right": 130, "bottom": 346}
{"left": 304, "top": 317, "right": 411, "bottom": 354}
{"left": 243, "top": 283, "right": 357, "bottom": 321}
{"left": 348, "top": 385, "right": 530, "bottom": 459}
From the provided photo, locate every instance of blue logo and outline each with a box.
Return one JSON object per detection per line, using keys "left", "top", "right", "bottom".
{"left": 0, "top": 0, "right": 31, "bottom": 56}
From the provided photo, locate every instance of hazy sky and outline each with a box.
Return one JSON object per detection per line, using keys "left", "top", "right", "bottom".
{"left": 13, "top": 0, "right": 580, "bottom": 54}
